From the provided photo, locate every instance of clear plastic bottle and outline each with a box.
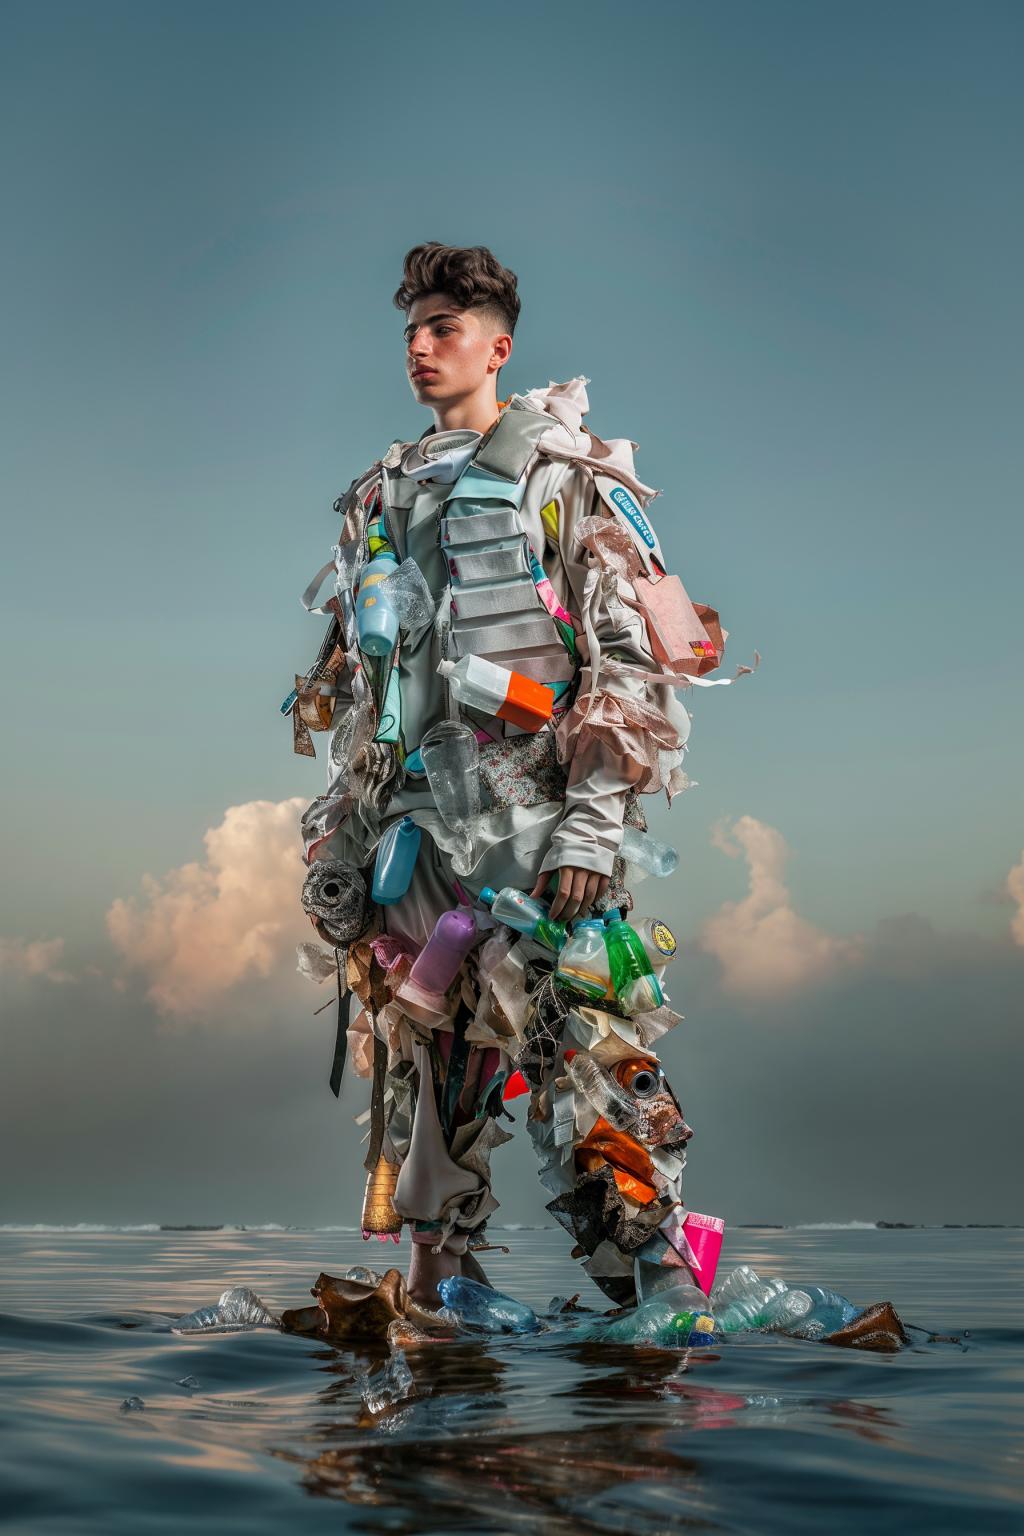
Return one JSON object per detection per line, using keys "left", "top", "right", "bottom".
{"left": 408, "top": 908, "right": 478, "bottom": 994}
{"left": 479, "top": 886, "right": 567, "bottom": 953}
{"left": 780, "top": 1286, "right": 858, "bottom": 1339}
{"left": 603, "top": 912, "right": 664, "bottom": 1014}
{"left": 371, "top": 817, "right": 421, "bottom": 905}
{"left": 356, "top": 551, "right": 400, "bottom": 657}
{"left": 555, "top": 919, "right": 612, "bottom": 1000}
{"left": 419, "top": 721, "right": 481, "bottom": 838}
{"left": 620, "top": 825, "right": 679, "bottom": 878}
{"left": 566, "top": 1053, "right": 640, "bottom": 1134}
{"left": 596, "top": 1293, "right": 719, "bottom": 1348}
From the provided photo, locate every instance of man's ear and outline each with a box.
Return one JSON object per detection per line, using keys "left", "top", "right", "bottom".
{"left": 490, "top": 333, "right": 513, "bottom": 373}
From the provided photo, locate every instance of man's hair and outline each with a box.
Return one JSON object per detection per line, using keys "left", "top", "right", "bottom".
{"left": 393, "top": 242, "right": 521, "bottom": 337}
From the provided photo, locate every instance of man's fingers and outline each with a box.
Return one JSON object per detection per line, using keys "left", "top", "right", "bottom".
{"left": 549, "top": 872, "right": 574, "bottom": 915}
{"left": 529, "top": 876, "right": 549, "bottom": 900}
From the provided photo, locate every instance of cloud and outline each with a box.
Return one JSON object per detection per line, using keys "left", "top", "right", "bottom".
{"left": 0, "top": 936, "right": 72, "bottom": 984}
{"left": 699, "top": 815, "right": 862, "bottom": 997}
{"left": 1008, "top": 853, "right": 1024, "bottom": 947}
{"left": 106, "top": 798, "right": 310, "bottom": 1017}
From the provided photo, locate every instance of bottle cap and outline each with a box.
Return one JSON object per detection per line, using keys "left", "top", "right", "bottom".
{"left": 479, "top": 887, "right": 497, "bottom": 907}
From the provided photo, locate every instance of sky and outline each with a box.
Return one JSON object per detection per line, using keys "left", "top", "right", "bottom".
{"left": 1, "top": 0, "right": 1022, "bottom": 1229}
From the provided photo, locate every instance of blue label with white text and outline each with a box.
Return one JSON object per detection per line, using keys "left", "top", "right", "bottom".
{"left": 610, "top": 486, "right": 655, "bottom": 548}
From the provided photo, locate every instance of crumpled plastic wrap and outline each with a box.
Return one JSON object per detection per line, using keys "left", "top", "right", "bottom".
{"left": 554, "top": 688, "right": 683, "bottom": 795}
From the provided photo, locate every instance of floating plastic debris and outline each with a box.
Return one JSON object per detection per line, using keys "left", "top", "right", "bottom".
{"left": 119, "top": 1396, "right": 145, "bottom": 1413}
{"left": 171, "top": 1286, "right": 278, "bottom": 1334}
{"left": 436, "top": 1277, "right": 541, "bottom": 1335}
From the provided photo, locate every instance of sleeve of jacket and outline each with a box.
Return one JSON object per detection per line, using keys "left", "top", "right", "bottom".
{"left": 536, "top": 459, "right": 688, "bottom": 878}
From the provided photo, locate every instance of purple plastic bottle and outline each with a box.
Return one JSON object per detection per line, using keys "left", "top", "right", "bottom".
{"left": 408, "top": 908, "right": 478, "bottom": 994}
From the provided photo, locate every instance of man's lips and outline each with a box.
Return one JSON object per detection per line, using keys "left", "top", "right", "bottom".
{"left": 411, "top": 369, "right": 437, "bottom": 380}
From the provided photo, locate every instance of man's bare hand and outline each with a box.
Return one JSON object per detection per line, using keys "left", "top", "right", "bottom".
{"left": 530, "top": 867, "right": 611, "bottom": 923}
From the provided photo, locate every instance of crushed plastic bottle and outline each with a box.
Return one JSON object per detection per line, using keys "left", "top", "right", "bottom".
{"left": 597, "top": 1293, "right": 720, "bottom": 1348}
{"left": 619, "top": 825, "right": 679, "bottom": 878}
{"left": 778, "top": 1286, "right": 859, "bottom": 1340}
{"left": 436, "top": 1277, "right": 541, "bottom": 1335}
{"left": 357, "top": 1347, "right": 415, "bottom": 1414}
{"left": 378, "top": 558, "right": 437, "bottom": 632}
{"left": 566, "top": 1052, "right": 643, "bottom": 1135}
{"left": 171, "top": 1286, "right": 278, "bottom": 1334}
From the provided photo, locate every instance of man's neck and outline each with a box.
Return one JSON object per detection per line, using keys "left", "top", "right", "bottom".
{"left": 430, "top": 383, "right": 504, "bottom": 436}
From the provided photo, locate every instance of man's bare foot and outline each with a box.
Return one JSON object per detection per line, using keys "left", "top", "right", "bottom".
{"left": 406, "top": 1241, "right": 461, "bottom": 1308}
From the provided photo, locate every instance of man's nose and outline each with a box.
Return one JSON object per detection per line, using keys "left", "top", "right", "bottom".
{"left": 407, "top": 327, "right": 431, "bottom": 358}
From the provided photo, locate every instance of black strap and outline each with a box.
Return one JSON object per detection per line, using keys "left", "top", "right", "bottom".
{"left": 363, "top": 1036, "right": 388, "bottom": 1171}
{"left": 328, "top": 948, "right": 349, "bottom": 1098}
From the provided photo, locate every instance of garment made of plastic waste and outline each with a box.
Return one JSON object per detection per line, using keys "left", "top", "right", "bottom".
{"left": 287, "top": 377, "right": 736, "bottom": 1305}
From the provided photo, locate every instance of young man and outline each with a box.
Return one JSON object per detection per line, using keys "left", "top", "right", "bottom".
{"left": 290, "top": 243, "right": 716, "bottom": 1309}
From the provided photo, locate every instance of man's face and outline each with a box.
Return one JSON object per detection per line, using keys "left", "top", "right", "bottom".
{"left": 404, "top": 291, "right": 509, "bottom": 405}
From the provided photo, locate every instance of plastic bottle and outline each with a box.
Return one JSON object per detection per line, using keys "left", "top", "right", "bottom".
{"left": 479, "top": 886, "right": 567, "bottom": 953}
{"left": 371, "top": 817, "right": 421, "bottom": 905}
{"left": 633, "top": 916, "right": 678, "bottom": 970}
{"left": 620, "top": 825, "right": 679, "bottom": 878}
{"left": 714, "top": 1278, "right": 792, "bottom": 1333}
{"left": 780, "top": 1286, "right": 858, "bottom": 1340}
{"left": 440, "top": 655, "right": 554, "bottom": 732}
{"left": 566, "top": 1053, "right": 640, "bottom": 1135}
{"left": 603, "top": 912, "right": 664, "bottom": 1015}
{"left": 419, "top": 721, "right": 481, "bottom": 836}
{"left": 555, "top": 919, "right": 612, "bottom": 1000}
{"left": 595, "top": 1293, "right": 719, "bottom": 1348}
{"left": 356, "top": 551, "right": 400, "bottom": 657}
{"left": 436, "top": 1276, "right": 540, "bottom": 1335}
{"left": 408, "top": 908, "right": 478, "bottom": 994}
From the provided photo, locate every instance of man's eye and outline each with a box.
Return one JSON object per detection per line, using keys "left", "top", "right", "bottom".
{"left": 436, "top": 326, "right": 452, "bottom": 336}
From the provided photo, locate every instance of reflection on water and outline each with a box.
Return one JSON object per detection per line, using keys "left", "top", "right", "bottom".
{"left": 0, "top": 1227, "right": 1021, "bottom": 1535}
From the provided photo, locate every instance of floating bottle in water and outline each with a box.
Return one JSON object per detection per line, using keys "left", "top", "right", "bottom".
{"left": 436, "top": 1276, "right": 540, "bottom": 1334}
{"left": 371, "top": 817, "right": 421, "bottom": 905}
{"left": 597, "top": 1292, "right": 719, "bottom": 1348}
{"left": 779, "top": 1286, "right": 859, "bottom": 1339}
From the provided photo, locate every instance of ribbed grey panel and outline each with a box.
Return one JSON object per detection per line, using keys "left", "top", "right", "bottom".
{"left": 440, "top": 509, "right": 523, "bottom": 545}
{"left": 451, "top": 614, "right": 560, "bottom": 656}
{"left": 451, "top": 579, "right": 539, "bottom": 621}
{"left": 446, "top": 543, "right": 531, "bottom": 584}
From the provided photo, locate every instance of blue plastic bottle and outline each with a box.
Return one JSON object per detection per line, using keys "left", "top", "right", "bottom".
{"left": 371, "top": 817, "right": 421, "bottom": 905}
{"left": 356, "top": 551, "right": 400, "bottom": 657}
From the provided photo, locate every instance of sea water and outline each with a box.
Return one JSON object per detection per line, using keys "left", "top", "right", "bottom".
{"left": 0, "top": 1224, "right": 1020, "bottom": 1534}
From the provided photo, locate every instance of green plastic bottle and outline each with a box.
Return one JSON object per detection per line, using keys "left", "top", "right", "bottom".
{"left": 603, "top": 911, "right": 664, "bottom": 1015}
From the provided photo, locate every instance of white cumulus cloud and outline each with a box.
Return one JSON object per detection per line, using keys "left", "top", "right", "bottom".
{"left": 107, "top": 798, "right": 310, "bottom": 1017}
{"left": 1007, "top": 852, "right": 1024, "bottom": 947}
{"left": 0, "top": 936, "right": 72, "bottom": 984}
{"left": 699, "top": 815, "right": 862, "bottom": 997}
